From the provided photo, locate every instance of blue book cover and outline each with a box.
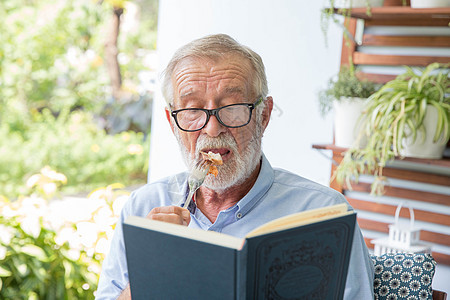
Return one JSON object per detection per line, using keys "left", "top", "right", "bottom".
{"left": 123, "top": 203, "right": 356, "bottom": 299}
{"left": 245, "top": 213, "right": 355, "bottom": 299}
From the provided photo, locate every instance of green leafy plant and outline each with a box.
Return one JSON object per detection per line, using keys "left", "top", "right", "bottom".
{"left": 0, "top": 172, "right": 130, "bottom": 299}
{"left": 320, "top": 0, "right": 377, "bottom": 46}
{"left": 318, "top": 67, "right": 380, "bottom": 117}
{"left": 0, "top": 0, "right": 108, "bottom": 118}
{"left": 25, "top": 166, "right": 68, "bottom": 201}
{"left": 320, "top": 0, "right": 409, "bottom": 47}
{"left": 0, "top": 109, "right": 149, "bottom": 199}
{"left": 0, "top": 211, "right": 98, "bottom": 299}
{"left": 0, "top": 0, "right": 157, "bottom": 199}
{"left": 334, "top": 63, "right": 450, "bottom": 195}
{"left": 0, "top": 0, "right": 158, "bottom": 120}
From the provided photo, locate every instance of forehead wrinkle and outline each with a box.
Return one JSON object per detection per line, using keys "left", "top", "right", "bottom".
{"left": 223, "top": 86, "right": 244, "bottom": 95}
{"left": 174, "top": 70, "right": 206, "bottom": 89}
{"left": 179, "top": 90, "right": 195, "bottom": 99}
{"left": 177, "top": 72, "right": 247, "bottom": 97}
{"left": 208, "top": 68, "right": 251, "bottom": 96}
{"left": 173, "top": 57, "right": 253, "bottom": 100}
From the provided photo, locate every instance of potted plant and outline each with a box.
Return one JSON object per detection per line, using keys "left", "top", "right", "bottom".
{"left": 319, "top": 67, "right": 380, "bottom": 148}
{"left": 334, "top": 63, "right": 450, "bottom": 195}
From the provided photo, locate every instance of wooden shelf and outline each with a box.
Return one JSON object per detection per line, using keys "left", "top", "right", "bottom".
{"left": 334, "top": 7, "right": 450, "bottom": 20}
{"left": 312, "top": 143, "right": 450, "bottom": 168}
{"left": 318, "top": 5, "right": 450, "bottom": 267}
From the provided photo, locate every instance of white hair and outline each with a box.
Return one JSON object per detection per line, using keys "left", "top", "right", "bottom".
{"left": 161, "top": 34, "right": 269, "bottom": 116}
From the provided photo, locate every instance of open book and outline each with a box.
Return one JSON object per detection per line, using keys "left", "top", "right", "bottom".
{"left": 123, "top": 203, "right": 356, "bottom": 300}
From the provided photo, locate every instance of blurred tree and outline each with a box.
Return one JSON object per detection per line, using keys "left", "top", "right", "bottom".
{"left": 99, "top": 0, "right": 159, "bottom": 134}
{"left": 103, "top": 0, "right": 126, "bottom": 100}
{"left": 101, "top": 0, "right": 159, "bottom": 101}
{"left": 0, "top": 0, "right": 158, "bottom": 128}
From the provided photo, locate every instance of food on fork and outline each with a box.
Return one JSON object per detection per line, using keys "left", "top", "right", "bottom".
{"left": 200, "top": 151, "right": 223, "bottom": 177}
{"left": 201, "top": 151, "right": 223, "bottom": 165}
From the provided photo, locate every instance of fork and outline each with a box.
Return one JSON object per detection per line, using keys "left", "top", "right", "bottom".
{"left": 183, "top": 160, "right": 212, "bottom": 209}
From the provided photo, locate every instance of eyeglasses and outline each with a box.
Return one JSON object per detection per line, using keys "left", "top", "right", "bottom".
{"left": 170, "top": 97, "right": 263, "bottom": 132}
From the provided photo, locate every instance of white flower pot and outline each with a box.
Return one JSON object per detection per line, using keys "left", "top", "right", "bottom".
{"left": 401, "top": 105, "right": 447, "bottom": 159}
{"left": 333, "top": 97, "right": 367, "bottom": 148}
{"left": 410, "top": 0, "right": 450, "bottom": 8}
{"left": 334, "top": 0, "right": 384, "bottom": 8}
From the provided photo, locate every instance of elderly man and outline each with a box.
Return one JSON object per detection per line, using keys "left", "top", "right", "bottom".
{"left": 96, "top": 34, "right": 374, "bottom": 299}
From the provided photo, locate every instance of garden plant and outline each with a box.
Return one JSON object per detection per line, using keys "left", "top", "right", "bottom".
{"left": 0, "top": 0, "right": 158, "bottom": 199}
{"left": 0, "top": 0, "right": 158, "bottom": 297}
{"left": 0, "top": 170, "right": 129, "bottom": 299}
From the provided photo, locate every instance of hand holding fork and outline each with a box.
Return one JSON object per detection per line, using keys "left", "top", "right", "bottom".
{"left": 183, "top": 160, "right": 212, "bottom": 209}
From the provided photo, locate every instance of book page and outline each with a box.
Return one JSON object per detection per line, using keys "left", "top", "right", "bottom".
{"left": 125, "top": 216, "right": 245, "bottom": 249}
{"left": 245, "top": 203, "right": 350, "bottom": 238}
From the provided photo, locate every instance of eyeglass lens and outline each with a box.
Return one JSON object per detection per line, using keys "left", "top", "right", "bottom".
{"left": 176, "top": 104, "right": 251, "bottom": 131}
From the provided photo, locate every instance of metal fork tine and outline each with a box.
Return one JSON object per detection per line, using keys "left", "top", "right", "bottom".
{"left": 200, "top": 160, "right": 211, "bottom": 171}
{"left": 193, "top": 160, "right": 211, "bottom": 174}
{"left": 183, "top": 159, "right": 213, "bottom": 209}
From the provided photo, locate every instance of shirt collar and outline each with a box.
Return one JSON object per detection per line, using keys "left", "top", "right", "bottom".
{"left": 233, "top": 153, "right": 274, "bottom": 217}
{"left": 170, "top": 172, "right": 189, "bottom": 207}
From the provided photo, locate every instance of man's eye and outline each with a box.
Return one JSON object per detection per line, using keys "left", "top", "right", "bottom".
{"left": 185, "top": 110, "right": 202, "bottom": 117}
{"left": 178, "top": 110, "right": 204, "bottom": 121}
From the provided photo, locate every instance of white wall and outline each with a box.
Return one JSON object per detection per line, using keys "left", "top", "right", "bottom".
{"left": 149, "top": 0, "right": 343, "bottom": 185}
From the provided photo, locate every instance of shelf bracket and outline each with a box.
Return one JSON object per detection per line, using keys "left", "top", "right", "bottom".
{"left": 338, "top": 17, "right": 364, "bottom": 46}
{"left": 314, "top": 148, "right": 340, "bottom": 166}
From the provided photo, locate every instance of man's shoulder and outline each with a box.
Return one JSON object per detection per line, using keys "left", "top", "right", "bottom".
{"left": 122, "top": 172, "right": 188, "bottom": 217}
{"left": 132, "top": 172, "right": 188, "bottom": 196}
{"left": 272, "top": 167, "right": 344, "bottom": 200}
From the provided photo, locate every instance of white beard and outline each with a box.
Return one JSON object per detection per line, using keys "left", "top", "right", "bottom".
{"left": 174, "top": 124, "right": 263, "bottom": 192}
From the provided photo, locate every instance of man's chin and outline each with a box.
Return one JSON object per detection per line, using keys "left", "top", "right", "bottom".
{"left": 202, "top": 177, "right": 236, "bottom": 192}
{"left": 202, "top": 163, "right": 254, "bottom": 192}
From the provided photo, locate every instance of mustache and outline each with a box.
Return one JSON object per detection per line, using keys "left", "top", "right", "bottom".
{"left": 194, "top": 133, "right": 238, "bottom": 159}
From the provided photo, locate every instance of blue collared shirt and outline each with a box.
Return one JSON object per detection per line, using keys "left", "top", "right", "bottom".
{"left": 96, "top": 154, "right": 374, "bottom": 299}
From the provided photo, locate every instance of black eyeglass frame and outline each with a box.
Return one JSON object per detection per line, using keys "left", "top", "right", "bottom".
{"left": 170, "top": 97, "right": 264, "bottom": 132}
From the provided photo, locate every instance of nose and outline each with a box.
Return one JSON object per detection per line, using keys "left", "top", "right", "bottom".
{"left": 202, "top": 114, "right": 227, "bottom": 137}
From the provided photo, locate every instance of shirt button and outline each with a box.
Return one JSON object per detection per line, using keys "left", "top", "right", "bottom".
{"left": 236, "top": 212, "right": 243, "bottom": 219}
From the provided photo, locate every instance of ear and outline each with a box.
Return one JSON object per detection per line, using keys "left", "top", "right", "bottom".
{"left": 165, "top": 107, "right": 175, "bottom": 134}
{"left": 261, "top": 96, "right": 273, "bottom": 131}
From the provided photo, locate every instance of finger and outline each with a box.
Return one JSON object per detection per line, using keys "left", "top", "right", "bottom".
{"left": 149, "top": 213, "right": 185, "bottom": 225}
{"left": 150, "top": 205, "right": 184, "bottom": 215}
{"left": 147, "top": 206, "right": 191, "bottom": 226}
{"left": 181, "top": 209, "right": 191, "bottom": 226}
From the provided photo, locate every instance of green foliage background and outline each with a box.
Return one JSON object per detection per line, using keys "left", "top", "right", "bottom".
{"left": 0, "top": 183, "right": 129, "bottom": 299}
{"left": 1, "top": 0, "right": 158, "bottom": 296}
{"left": 0, "top": 214, "right": 98, "bottom": 300}
{"left": 0, "top": 0, "right": 158, "bottom": 199}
